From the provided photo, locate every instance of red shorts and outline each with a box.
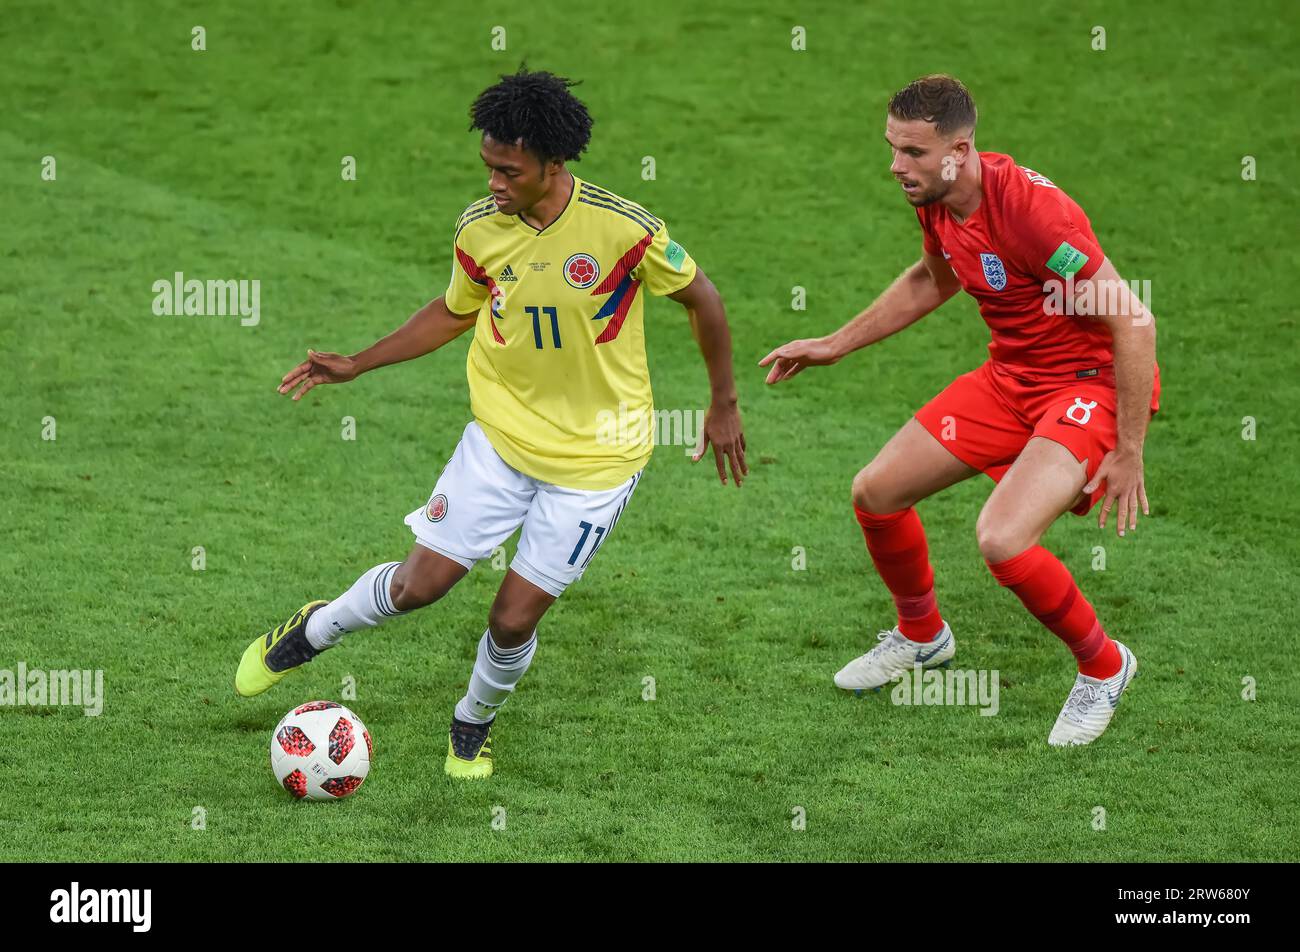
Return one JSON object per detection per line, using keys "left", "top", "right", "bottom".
{"left": 914, "top": 360, "right": 1161, "bottom": 516}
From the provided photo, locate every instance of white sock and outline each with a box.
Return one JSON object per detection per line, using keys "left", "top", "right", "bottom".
{"left": 453, "top": 629, "right": 537, "bottom": 724}
{"left": 305, "top": 562, "right": 404, "bottom": 650}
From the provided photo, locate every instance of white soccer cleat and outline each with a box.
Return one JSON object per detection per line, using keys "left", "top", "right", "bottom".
{"left": 833, "top": 622, "right": 956, "bottom": 691}
{"left": 1047, "top": 641, "right": 1138, "bottom": 747}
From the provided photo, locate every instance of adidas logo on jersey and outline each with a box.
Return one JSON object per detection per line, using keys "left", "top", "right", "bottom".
{"left": 497, "top": 265, "right": 518, "bottom": 282}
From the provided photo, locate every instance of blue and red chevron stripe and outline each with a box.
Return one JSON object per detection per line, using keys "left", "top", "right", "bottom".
{"left": 591, "top": 232, "right": 654, "bottom": 344}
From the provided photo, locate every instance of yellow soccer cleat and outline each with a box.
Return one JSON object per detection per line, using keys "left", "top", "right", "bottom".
{"left": 444, "top": 717, "right": 494, "bottom": 780}
{"left": 234, "top": 600, "right": 329, "bottom": 698}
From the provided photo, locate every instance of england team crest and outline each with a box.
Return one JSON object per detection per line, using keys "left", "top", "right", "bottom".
{"left": 980, "top": 253, "right": 1007, "bottom": 292}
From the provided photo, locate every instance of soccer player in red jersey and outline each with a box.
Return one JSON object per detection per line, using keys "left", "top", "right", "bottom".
{"left": 760, "top": 75, "right": 1159, "bottom": 746}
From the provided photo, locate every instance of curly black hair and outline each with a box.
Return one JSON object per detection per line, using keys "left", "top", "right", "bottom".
{"left": 468, "top": 66, "right": 593, "bottom": 164}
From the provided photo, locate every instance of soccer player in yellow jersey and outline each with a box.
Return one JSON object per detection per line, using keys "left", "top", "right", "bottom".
{"left": 233, "top": 68, "right": 747, "bottom": 780}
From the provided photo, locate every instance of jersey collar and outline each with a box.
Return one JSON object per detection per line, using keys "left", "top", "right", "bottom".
{"left": 513, "top": 172, "right": 581, "bottom": 237}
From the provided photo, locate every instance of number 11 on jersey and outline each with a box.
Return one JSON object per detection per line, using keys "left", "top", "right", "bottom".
{"left": 525, "top": 306, "right": 561, "bottom": 349}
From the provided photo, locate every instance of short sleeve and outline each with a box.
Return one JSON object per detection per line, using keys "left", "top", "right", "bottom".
{"left": 1008, "top": 188, "right": 1105, "bottom": 284}
{"left": 444, "top": 240, "right": 490, "bottom": 316}
{"left": 1031, "top": 224, "right": 1104, "bottom": 283}
{"left": 635, "top": 223, "right": 697, "bottom": 297}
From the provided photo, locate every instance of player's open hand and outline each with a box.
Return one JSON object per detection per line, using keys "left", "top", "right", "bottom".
{"left": 693, "top": 401, "right": 747, "bottom": 488}
{"left": 278, "top": 350, "right": 359, "bottom": 401}
{"left": 758, "top": 337, "right": 840, "bottom": 384}
{"left": 1084, "top": 448, "right": 1149, "bottom": 537}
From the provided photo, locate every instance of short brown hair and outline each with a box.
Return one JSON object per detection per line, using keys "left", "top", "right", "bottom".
{"left": 888, "top": 75, "right": 977, "bottom": 137}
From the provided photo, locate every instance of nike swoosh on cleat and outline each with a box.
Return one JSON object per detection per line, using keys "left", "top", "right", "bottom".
{"left": 916, "top": 635, "right": 949, "bottom": 664}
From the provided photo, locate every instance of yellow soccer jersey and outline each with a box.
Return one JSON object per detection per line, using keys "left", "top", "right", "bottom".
{"left": 444, "top": 174, "right": 697, "bottom": 490}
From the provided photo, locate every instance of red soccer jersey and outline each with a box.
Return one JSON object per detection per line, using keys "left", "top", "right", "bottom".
{"left": 916, "top": 152, "right": 1115, "bottom": 379}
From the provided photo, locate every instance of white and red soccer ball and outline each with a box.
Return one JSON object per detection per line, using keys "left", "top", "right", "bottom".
{"left": 270, "top": 701, "right": 371, "bottom": 801}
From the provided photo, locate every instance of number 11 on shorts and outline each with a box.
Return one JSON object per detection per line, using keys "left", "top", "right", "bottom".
{"left": 567, "top": 520, "right": 606, "bottom": 567}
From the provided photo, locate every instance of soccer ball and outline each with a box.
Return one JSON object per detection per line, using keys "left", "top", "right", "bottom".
{"left": 270, "top": 701, "right": 372, "bottom": 801}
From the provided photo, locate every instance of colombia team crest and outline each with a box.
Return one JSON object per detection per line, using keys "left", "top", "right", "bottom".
{"left": 980, "top": 253, "right": 1007, "bottom": 291}
{"left": 425, "top": 493, "right": 448, "bottom": 522}
{"left": 563, "top": 253, "right": 600, "bottom": 289}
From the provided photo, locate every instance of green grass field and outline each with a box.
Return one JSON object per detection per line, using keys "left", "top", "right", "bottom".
{"left": 2, "top": 0, "right": 1297, "bottom": 862}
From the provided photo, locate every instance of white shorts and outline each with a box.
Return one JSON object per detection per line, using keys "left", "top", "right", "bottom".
{"left": 404, "top": 421, "right": 642, "bottom": 597}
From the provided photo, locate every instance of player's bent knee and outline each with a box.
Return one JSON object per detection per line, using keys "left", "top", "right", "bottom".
{"left": 486, "top": 605, "right": 537, "bottom": 647}
{"left": 850, "top": 468, "right": 872, "bottom": 510}
{"left": 975, "top": 515, "right": 1031, "bottom": 566}
{"left": 389, "top": 564, "right": 451, "bottom": 612}
{"left": 851, "top": 467, "right": 881, "bottom": 513}
{"left": 852, "top": 466, "right": 905, "bottom": 515}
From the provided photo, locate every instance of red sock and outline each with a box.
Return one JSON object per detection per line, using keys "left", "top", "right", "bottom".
{"left": 986, "top": 546, "right": 1121, "bottom": 678}
{"left": 854, "top": 505, "right": 944, "bottom": 642}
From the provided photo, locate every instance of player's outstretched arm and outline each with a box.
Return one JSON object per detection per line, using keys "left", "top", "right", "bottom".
{"left": 278, "top": 296, "right": 476, "bottom": 401}
{"left": 1077, "top": 257, "right": 1158, "bottom": 536}
{"left": 668, "top": 269, "right": 747, "bottom": 488}
{"left": 759, "top": 252, "right": 959, "bottom": 384}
